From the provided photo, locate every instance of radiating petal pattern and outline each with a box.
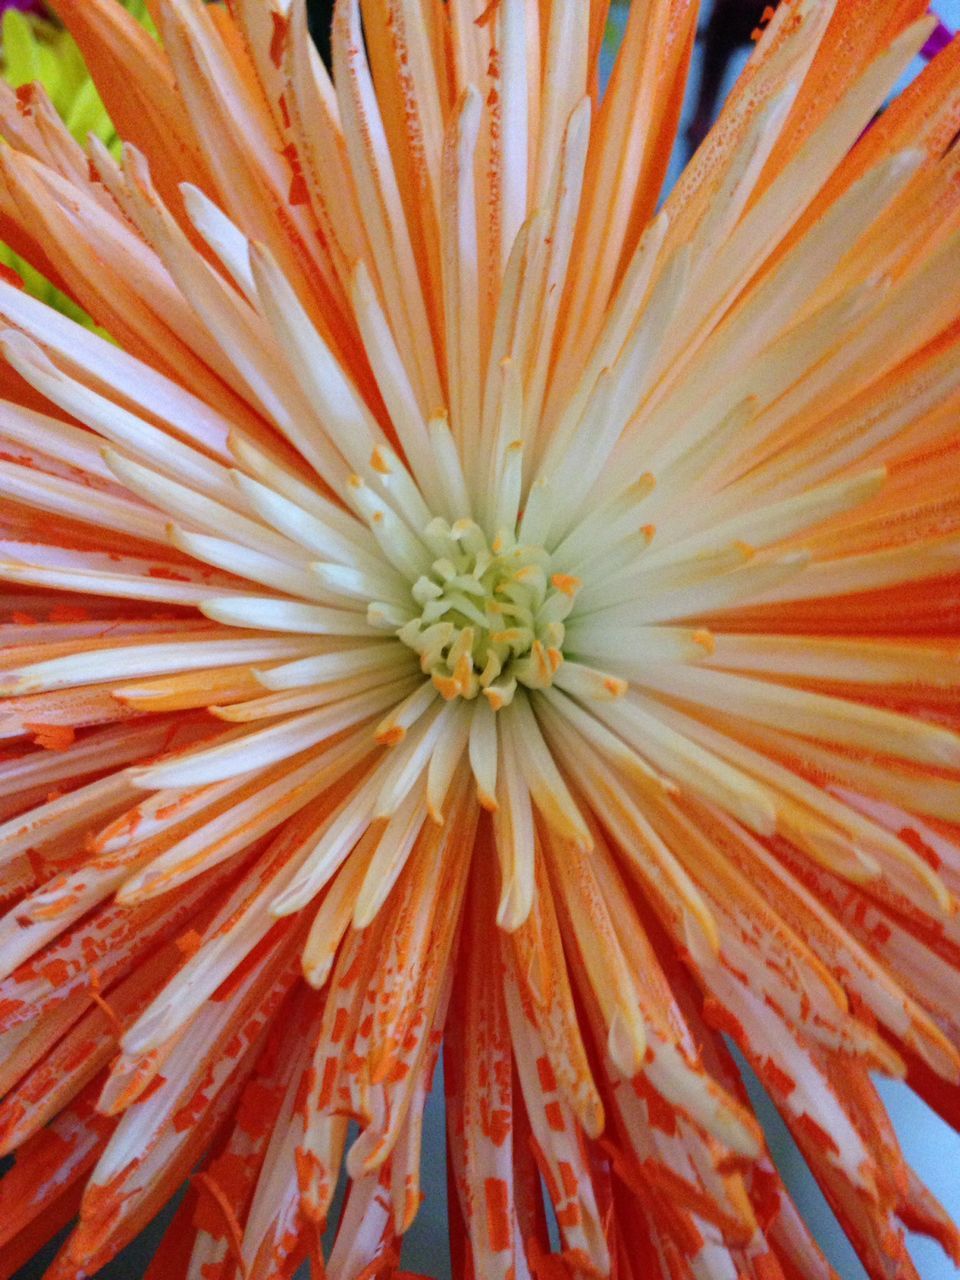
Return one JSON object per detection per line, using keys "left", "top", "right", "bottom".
{"left": 0, "top": 2, "right": 959, "bottom": 1278}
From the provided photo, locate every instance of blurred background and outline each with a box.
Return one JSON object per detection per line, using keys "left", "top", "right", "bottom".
{"left": 5, "top": 0, "right": 960, "bottom": 1276}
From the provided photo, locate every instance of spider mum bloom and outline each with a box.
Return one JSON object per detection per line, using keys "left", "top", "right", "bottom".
{"left": 1, "top": 0, "right": 960, "bottom": 1277}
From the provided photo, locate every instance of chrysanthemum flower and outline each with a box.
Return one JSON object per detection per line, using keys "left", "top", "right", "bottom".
{"left": 1, "top": 1, "right": 960, "bottom": 1277}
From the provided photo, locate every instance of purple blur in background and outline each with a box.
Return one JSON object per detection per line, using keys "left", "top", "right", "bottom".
{"left": 0, "top": 0, "right": 46, "bottom": 14}
{"left": 923, "top": 13, "right": 955, "bottom": 57}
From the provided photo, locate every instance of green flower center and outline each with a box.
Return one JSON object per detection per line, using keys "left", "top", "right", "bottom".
{"left": 397, "top": 518, "right": 580, "bottom": 708}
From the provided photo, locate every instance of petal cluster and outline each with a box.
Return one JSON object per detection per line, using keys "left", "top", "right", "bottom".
{"left": 0, "top": 2, "right": 959, "bottom": 1279}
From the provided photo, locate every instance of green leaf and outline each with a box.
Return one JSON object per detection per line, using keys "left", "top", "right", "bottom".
{"left": 2, "top": 10, "right": 41, "bottom": 89}
{"left": 0, "top": 0, "right": 152, "bottom": 328}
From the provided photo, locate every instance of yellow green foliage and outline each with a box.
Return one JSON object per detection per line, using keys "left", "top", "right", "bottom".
{"left": 0, "top": 2, "right": 154, "bottom": 325}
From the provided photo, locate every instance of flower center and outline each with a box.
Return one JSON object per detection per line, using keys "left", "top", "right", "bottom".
{"left": 397, "top": 517, "right": 580, "bottom": 709}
